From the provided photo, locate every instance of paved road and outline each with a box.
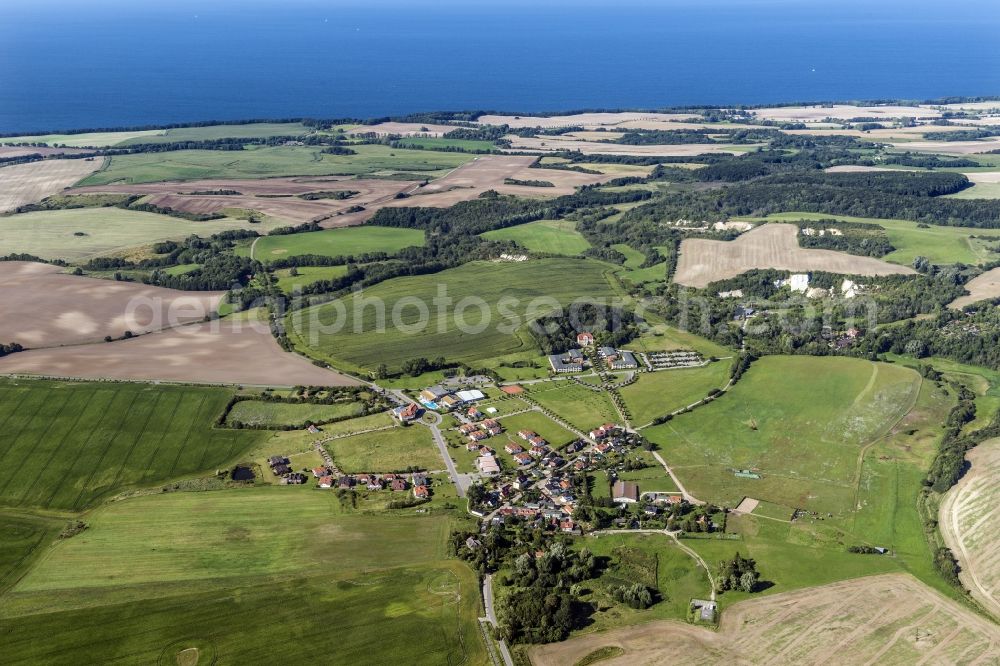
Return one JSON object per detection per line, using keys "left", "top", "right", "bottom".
{"left": 482, "top": 574, "right": 514, "bottom": 666}
{"left": 392, "top": 389, "right": 471, "bottom": 497}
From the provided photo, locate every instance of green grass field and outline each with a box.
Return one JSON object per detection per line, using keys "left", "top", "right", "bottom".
{"left": 481, "top": 219, "right": 591, "bottom": 255}
{"left": 945, "top": 181, "right": 1000, "bottom": 199}
{"left": 325, "top": 424, "right": 440, "bottom": 472}
{"left": 117, "top": 122, "right": 312, "bottom": 145}
{"left": 527, "top": 381, "right": 621, "bottom": 432}
{"left": 77, "top": 144, "right": 475, "bottom": 185}
{"left": 393, "top": 137, "right": 496, "bottom": 152}
{"left": 0, "top": 512, "right": 63, "bottom": 594}
{"left": 611, "top": 243, "right": 670, "bottom": 284}
{"left": 273, "top": 265, "right": 350, "bottom": 292}
{"left": 621, "top": 362, "right": 731, "bottom": 425}
{"left": 225, "top": 400, "right": 363, "bottom": 427}
{"left": 290, "top": 258, "right": 618, "bottom": 374}
{"left": 495, "top": 410, "right": 577, "bottom": 448}
{"left": 643, "top": 356, "right": 921, "bottom": 514}
{"left": 1, "top": 488, "right": 484, "bottom": 665}
{"left": 744, "top": 212, "right": 1000, "bottom": 265}
{"left": 241, "top": 225, "right": 425, "bottom": 261}
{"left": 1, "top": 129, "right": 169, "bottom": 147}
{"left": 0, "top": 208, "right": 268, "bottom": 261}
{"left": 0, "top": 379, "right": 263, "bottom": 511}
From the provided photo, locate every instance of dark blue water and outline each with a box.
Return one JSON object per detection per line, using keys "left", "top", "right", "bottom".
{"left": 2, "top": 0, "right": 999, "bottom": 133}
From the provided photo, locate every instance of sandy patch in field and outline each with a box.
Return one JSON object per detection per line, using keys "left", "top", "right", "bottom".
{"left": 939, "top": 438, "right": 1000, "bottom": 619}
{"left": 72, "top": 177, "right": 419, "bottom": 225}
{"left": 966, "top": 171, "right": 1000, "bottom": 184}
{"left": 751, "top": 104, "right": 941, "bottom": 122}
{"left": 346, "top": 122, "right": 458, "bottom": 137}
{"left": 950, "top": 267, "right": 1000, "bottom": 309}
{"left": 673, "top": 224, "right": 914, "bottom": 287}
{"left": 505, "top": 135, "right": 753, "bottom": 157}
{"left": 476, "top": 112, "right": 699, "bottom": 128}
{"left": 529, "top": 574, "right": 1000, "bottom": 666}
{"left": 0, "top": 159, "right": 101, "bottom": 212}
{"left": 732, "top": 497, "right": 759, "bottom": 514}
{"left": 0, "top": 261, "right": 224, "bottom": 348}
{"left": 890, "top": 138, "right": 1000, "bottom": 154}
{"left": 824, "top": 165, "right": 899, "bottom": 173}
{"left": 0, "top": 319, "right": 358, "bottom": 387}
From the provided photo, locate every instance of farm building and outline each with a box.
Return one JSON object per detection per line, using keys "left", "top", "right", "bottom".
{"left": 612, "top": 480, "right": 639, "bottom": 503}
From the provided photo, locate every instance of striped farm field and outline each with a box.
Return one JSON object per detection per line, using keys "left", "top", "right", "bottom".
{"left": 939, "top": 438, "right": 1000, "bottom": 618}
{"left": 0, "top": 378, "right": 263, "bottom": 511}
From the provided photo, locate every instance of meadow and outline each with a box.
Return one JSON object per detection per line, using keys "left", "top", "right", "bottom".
{"left": 273, "top": 265, "right": 350, "bottom": 292}
{"left": 0, "top": 207, "right": 263, "bottom": 260}
{"left": 620, "top": 361, "right": 731, "bottom": 426}
{"left": 77, "top": 144, "right": 475, "bottom": 186}
{"left": 324, "top": 424, "right": 440, "bottom": 472}
{"left": 746, "top": 212, "right": 1000, "bottom": 265}
{"left": 612, "top": 243, "right": 670, "bottom": 284}
{"left": 1, "top": 488, "right": 484, "bottom": 665}
{"left": 225, "top": 399, "right": 364, "bottom": 427}
{"left": 526, "top": 381, "right": 621, "bottom": 432}
{"left": 117, "top": 122, "right": 312, "bottom": 145}
{"left": 393, "top": 136, "right": 496, "bottom": 152}
{"left": 290, "top": 258, "right": 618, "bottom": 374}
{"left": 241, "top": 225, "right": 425, "bottom": 261}
{"left": 643, "top": 356, "right": 921, "bottom": 513}
{"left": 495, "top": 410, "right": 577, "bottom": 448}
{"left": 481, "top": 219, "right": 591, "bottom": 255}
{"left": 0, "top": 378, "right": 263, "bottom": 511}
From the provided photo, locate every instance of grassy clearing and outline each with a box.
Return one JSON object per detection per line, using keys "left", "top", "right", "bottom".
{"left": 615, "top": 465, "right": 679, "bottom": 493}
{"left": 225, "top": 400, "right": 364, "bottom": 427}
{"left": 526, "top": 381, "right": 621, "bottom": 432}
{"left": 1, "top": 488, "right": 484, "bottom": 665}
{"left": 945, "top": 181, "right": 1000, "bottom": 199}
{"left": 611, "top": 243, "right": 670, "bottom": 284}
{"left": 117, "top": 123, "right": 311, "bottom": 145}
{"left": 393, "top": 137, "right": 496, "bottom": 152}
{"left": 291, "top": 258, "right": 618, "bottom": 374}
{"left": 273, "top": 265, "right": 350, "bottom": 292}
{"left": 325, "top": 424, "right": 440, "bottom": 472}
{"left": 495, "top": 410, "right": 577, "bottom": 448}
{"left": 629, "top": 324, "right": 733, "bottom": 360}
{"left": 77, "top": 144, "right": 475, "bottom": 186}
{"left": 621, "top": 362, "right": 731, "bottom": 425}
{"left": 747, "top": 211, "right": 1000, "bottom": 265}
{"left": 0, "top": 378, "right": 263, "bottom": 511}
{"left": 240, "top": 226, "right": 425, "bottom": 261}
{"left": 0, "top": 207, "right": 265, "bottom": 261}
{"left": 886, "top": 353, "right": 1000, "bottom": 432}
{"left": 643, "top": 356, "right": 921, "bottom": 514}
{"left": 481, "top": 219, "right": 591, "bottom": 255}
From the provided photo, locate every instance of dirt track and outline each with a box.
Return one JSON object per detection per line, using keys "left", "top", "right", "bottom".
{"left": 0, "top": 318, "right": 358, "bottom": 387}
{"left": 0, "top": 158, "right": 100, "bottom": 212}
{"left": 529, "top": 574, "right": 1000, "bottom": 666}
{"left": 0, "top": 261, "right": 223, "bottom": 348}
{"left": 673, "top": 224, "right": 914, "bottom": 287}
{"left": 938, "top": 438, "right": 1000, "bottom": 619}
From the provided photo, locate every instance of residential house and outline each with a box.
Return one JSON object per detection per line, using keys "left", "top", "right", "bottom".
{"left": 528, "top": 435, "right": 547, "bottom": 448}
{"left": 518, "top": 430, "right": 537, "bottom": 441}
{"left": 392, "top": 403, "right": 422, "bottom": 422}
{"left": 440, "top": 394, "right": 462, "bottom": 410}
{"left": 468, "top": 430, "right": 489, "bottom": 443}
{"left": 505, "top": 442, "right": 524, "bottom": 455}
{"left": 481, "top": 419, "right": 502, "bottom": 436}
{"left": 411, "top": 473, "right": 427, "bottom": 487}
{"left": 576, "top": 331, "right": 595, "bottom": 347}
{"left": 312, "top": 466, "right": 331, "bottom": 478}
{"left": 459, "top": 423, "right": 479, "bottom": 435}
{"left": 318, "top": 475, "right": 334, "bottom": 489}
{"left": 560, "top": 519, "right": 577, "bottom": 533}
{"left": 272, "top": 463, "right": 291, "bottom": 476}
{"left": 513, "top": 452, "right": 533, "bottom": 466}
{"left": 337, "top": 476, "right": 354, "bottom": 490}
{"left": 267, "top": 456, "right": 289, "bottom": 468}
{"left": 413, "top": 485, "right": 429, "bottom": 499}
{"left": 419, "top": 386, "right": 449, "bottom": 405}
{"left": 467, "top": 406, "right": 483, "bottom": 420}
{"left": 589, "top": 423, "right": 618, "bottom": 440}
{"left": 390, "top": 478, "right": 408, "bottom": 492}
{"left": 284, "top": 473, "right": 307, "bottom": 485}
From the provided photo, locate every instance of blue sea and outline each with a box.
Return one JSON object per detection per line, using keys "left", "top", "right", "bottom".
{"left": 1, "top": 0, "right": 999, "bottom": 133}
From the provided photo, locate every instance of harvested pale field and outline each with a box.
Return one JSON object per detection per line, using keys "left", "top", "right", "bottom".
{"left": 0, "top": 261, "right": 223, "bottom": 348}
{"left": 751, "top": 104, "right": 941, "bottom": 122}
{"left": 476, "top": 112, "right": 699, "bottom": 128}
{"left": 346, "top": 122, "right": 458, "bottom": 137}
{"left": 939, "top": 438, "right": 1000, "bottom": 619}
{"left": 825, "top": 165, "right": 899, "bottom": 173}
{"left": 891, "top": 138, "right": 1000, "bottom": 154}
{"left": 0, "top": 319, "right": 358, "bottom": 387}
{"left": 504, "top": 135, "right": 754, "bottom": 156}
{"left": 380, "top": 155, "right": 622, "bottom": 207}
{"left": 0, "top": 146, "right": 94, "bottom": 158}
{"left": 529, "top": 574, "right": 1000, "bottom": 666}
{"left": 673, "top": 224, "right": 914, "bottom": 287}
{"left": 951, "top": 267, "right": 1000, "bottom": 308}
{"left": 72, "top": 177, "right": 418, "bottom": 225}
{"left": 967, "top": 171, "right": 1000, "bottom": 184}
{"left": 0, "top": 158, "right": 101, "bottom": 212}
{"left": 787, "top": 124, "right": 971, "bottom": 141}
{"left": 923, "top": 101, "right": 1000, "bottom": 113}
{"left": 614, "top": 120, "right": 764, "bottom": 132}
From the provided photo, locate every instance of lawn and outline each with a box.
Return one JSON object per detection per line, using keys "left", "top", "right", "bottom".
{"left": 1, "top": 488, "right": 484, "bottom": 665}
{"left": 0, "top": 378, "right": 264, "bottom": 511}
{"left": 744, "top": 211, "right": 1000, "bottom": 266}
{"left": 225, "top": 400, "right": 364, "bottom": 427}
{"left": 0, "top": 207, "right": 266, "bottom": 261}
{"left": 643, "top": 356, "right": 921, "bottom": 514}
{"left": 241, "top": 225, "right": 425, "bottom": 261}
{"left": 324, "top": 424, "right": 441, "bottom": 472}
{"left": 621, "top": 361, "right": 731, "bottom": 426}
{"left": 527, "top": 381, "right": 621, "bottom": 432}
{"left": 481, "top": 219, "right": 591, "bottom": 255}
{"left": 495, "top": 410, "right": 577, "bottom": 448}
{"left": 273, "top": 265, "right": 350, "bottom": 292}
{"left": 77, "top": 144, "right": 475, "bottom": 185}
{"left": 290, "top": 258, "right": 618, "bottom": 374}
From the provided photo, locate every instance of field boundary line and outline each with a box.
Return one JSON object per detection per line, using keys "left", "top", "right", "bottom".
{"left": 164, "top": 394, "right": 210, "bottom": 478}
{"left": 104, "top": 390, "right": 165, "bottom": 498}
